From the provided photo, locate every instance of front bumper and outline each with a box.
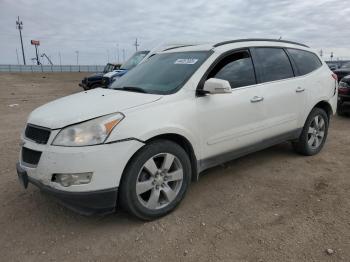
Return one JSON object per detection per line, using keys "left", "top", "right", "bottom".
{"left": 19, "top": 136, "right": 143, "bottom": 192}
{"left": 79, "top": 82, "right": 88, "bottom": 90}
{"left": 16, "top": 162, "right": 118, "bottom": 215}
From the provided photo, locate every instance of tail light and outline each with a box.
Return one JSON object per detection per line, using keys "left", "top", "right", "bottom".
{"left": 332, "top": 73, "right": 338, "bottom": 81}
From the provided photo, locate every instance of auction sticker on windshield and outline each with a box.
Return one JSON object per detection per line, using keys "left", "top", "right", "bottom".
{"left": 174, "top": 58, "right": 198, "bottom": 65}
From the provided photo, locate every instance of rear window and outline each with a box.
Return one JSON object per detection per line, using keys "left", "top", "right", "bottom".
{"left": 287, "top": 49, "right": 322, "bottom": 76}
{"left": 253, "top": 48, "right": 294, "bottom": 83}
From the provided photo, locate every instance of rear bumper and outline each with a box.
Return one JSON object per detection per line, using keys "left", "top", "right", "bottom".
{"left": 338, "top": 93, "right": 350, "bottom": 103}
{"left": 16, "top": 162, "right": 118, "bottom": 215}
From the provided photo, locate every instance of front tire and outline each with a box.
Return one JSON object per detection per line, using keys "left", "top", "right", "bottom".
{"left": 292, "top": 108, "right": 329, "bottom": 156}
{"left": 119, "top": 140, "right": 191, "bottom": 220}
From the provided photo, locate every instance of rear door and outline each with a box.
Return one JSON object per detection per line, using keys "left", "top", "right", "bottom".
{"left": 285, "top": 48, "right": 325, "bottom": 125}
{"left": 250, "top": 47, "right": 305, "bottom": 139}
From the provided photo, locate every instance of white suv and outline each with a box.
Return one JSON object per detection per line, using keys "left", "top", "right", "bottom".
{"left": 17, "top": 39, "right": 338, "bottom": 220}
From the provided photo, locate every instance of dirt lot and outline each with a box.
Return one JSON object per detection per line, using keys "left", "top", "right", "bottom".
{"left": 0, "top": 73, "right": 349, "bottom": 262}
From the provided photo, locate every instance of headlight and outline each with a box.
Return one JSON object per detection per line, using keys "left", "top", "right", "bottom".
{"left": 52, "top": 113, "right": 124, "bottom": 146}
{"left": 339, "top": 81, "right": 349, "bottom": 88}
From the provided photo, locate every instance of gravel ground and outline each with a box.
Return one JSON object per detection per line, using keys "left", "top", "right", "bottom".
{"left": 0, "top": 73, "right": 349, "bottom": 262}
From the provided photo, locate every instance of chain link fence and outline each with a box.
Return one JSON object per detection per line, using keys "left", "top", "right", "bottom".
{"left": 0, "top": 64, "right": 105, "bottom": 73}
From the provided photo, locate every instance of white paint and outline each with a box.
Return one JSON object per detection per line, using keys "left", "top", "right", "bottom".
{"left": 19, "top": 40, "right": 337, "bottom": 194}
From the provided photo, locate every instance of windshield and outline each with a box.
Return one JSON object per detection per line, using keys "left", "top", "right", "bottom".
{"left": 120, "top": 51, "right": 150, "bottom": 70}
{"left": 103, "top": 64, "right": 114, "bottom": 73}
{"left": 341, "top": 62, "right": 350, "bottom": 69}
{"left": 110, "top": 51, "right": 210, "bottom": 94}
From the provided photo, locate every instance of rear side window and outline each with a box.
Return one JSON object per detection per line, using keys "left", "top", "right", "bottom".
{"left": 253, "top": 47, "right": 294, "bottom": 83}
{"left": 208, "top": 51, "right": 256, "bottom": 88}
{"left": 287, "top": 48, "right": 322, "bottom": 76}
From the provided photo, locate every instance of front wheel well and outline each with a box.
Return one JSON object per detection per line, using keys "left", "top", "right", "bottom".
{"left": 146, "top": 134, "right": 199, "bottom": 181}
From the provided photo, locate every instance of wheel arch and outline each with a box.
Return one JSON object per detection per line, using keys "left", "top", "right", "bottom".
{"left": 120, "top": 132, "right": 199, "bottom": 185}
{"left": 313, "top": 100, "right": 333, "bottom": 119}
{"left": 145, "top": 133, "right": 199, "bottom": 182}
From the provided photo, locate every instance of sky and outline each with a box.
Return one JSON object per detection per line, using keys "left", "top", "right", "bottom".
{"left": 0, "top": 0, "right": 349, "bottom": 65}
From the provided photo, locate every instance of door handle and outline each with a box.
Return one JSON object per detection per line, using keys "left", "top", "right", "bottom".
{"left": 250, "top": 96, "right": 264, "bottom": 103}
{"left": 296, "top": 87, "right": 305, "bottom": 93}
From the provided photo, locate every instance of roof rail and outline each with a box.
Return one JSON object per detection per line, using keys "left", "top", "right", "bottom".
{"left": 163, "top": 44, "right": 195, "bottom": 51}
{"left": 213, "top": 38, "right": 309, "bottom": 48}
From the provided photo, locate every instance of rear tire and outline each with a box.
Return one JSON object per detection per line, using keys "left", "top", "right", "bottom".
{"left": 292, "top": 108, "right": 329, "bottom": 156}
{"left": 119, "top": 140, "right": 191, "bottom": 221}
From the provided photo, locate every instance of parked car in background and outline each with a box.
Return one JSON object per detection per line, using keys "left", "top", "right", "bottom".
{"left": 101, "top": 51, "right": 150, "bottom": 88}
{"left": 334, "top": 62, "right": 350, "bottom": 82}
{"left": 338, "top": 75, "right": 350, "bottom": 116}
{"left": 326, "top": 62, "right": 338, "bottom": 71}
{"left": 79, "top": 63, "right": 121, "bottom": 90}
{"left": 17, "top": 39, "right": 337, "bottom": 220}
{"left": 101, "top": 44, "right": 198, "bottom": 88}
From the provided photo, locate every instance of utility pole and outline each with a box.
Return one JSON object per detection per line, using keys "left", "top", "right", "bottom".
{"left": 319, "top": 49, "right": 323, "bottom": 57}
{"left": 107, "top": 49, "right": 110, "bottom": 63}
{"left": 75, "top": 51, "right": 79, "bottom": 65}
{"left": 122, "top": 49, "right": 126, "bottom": 63}
{"left": 134, "top": 38, "right": 139, "bottom": 51}
{"left": 58, "top": 52, "right": 62, "bottom": 66}
{"left": 16, "top": 16, "right": 26, "bottom": 65}
{"left": 15, "top": 49, "right": 20, "bottom": 64}
{"left": 35, "top": 44, "right": 40, "bottom": 65}
{"left": 117, "top": 44, "right": 120, "bottom": 64}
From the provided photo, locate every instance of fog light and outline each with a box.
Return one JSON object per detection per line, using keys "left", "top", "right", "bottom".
{"left": 52, "top": 172, "right": 93, "bottom": 187}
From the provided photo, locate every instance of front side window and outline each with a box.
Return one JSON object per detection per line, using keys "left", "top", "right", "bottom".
{"left": 253, "top": 47, "right": 294, "bottom": 83}
{"left": 287, "top": 48, "right": 322, "bottom": 76}
{"left": 208, "top": 51, "right": 256, "bottom": 88}
{"left": 110, "top": 51, "right": 210, "bottom": 94}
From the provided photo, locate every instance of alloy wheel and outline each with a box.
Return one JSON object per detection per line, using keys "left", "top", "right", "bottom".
{"left": 136, "top": 153, "right": 184, "bottom": 210}
{"left": 307, "top": 115, "right": 326, "bottom": 150}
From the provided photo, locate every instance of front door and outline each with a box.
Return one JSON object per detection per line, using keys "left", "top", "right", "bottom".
{"left": 196, "top": 50, "right": 267, "bottom": 168}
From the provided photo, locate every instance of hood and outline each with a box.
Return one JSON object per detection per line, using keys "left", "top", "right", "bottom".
{"left": 28, "top": 88, "right": 162, "bottom": 129}
{"left": 340, "top": 75, "right": 350, "bottom": 83}
{"left": 335, "top": 68, "right": 350, "bottom": 73}
{"left": 87, "top": 72, "right": 104, "bottom": 80}
{"left": 104, "top": 69, "right": 127, "bottom": 78}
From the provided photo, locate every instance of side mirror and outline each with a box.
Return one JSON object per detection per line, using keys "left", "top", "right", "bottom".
{"left": 202, "top": 78, "right": 232, "bottom": 94}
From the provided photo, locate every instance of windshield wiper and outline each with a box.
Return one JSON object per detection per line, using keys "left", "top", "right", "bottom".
{"left": 113, "top": 86, "right": 148, "bottom": 93}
